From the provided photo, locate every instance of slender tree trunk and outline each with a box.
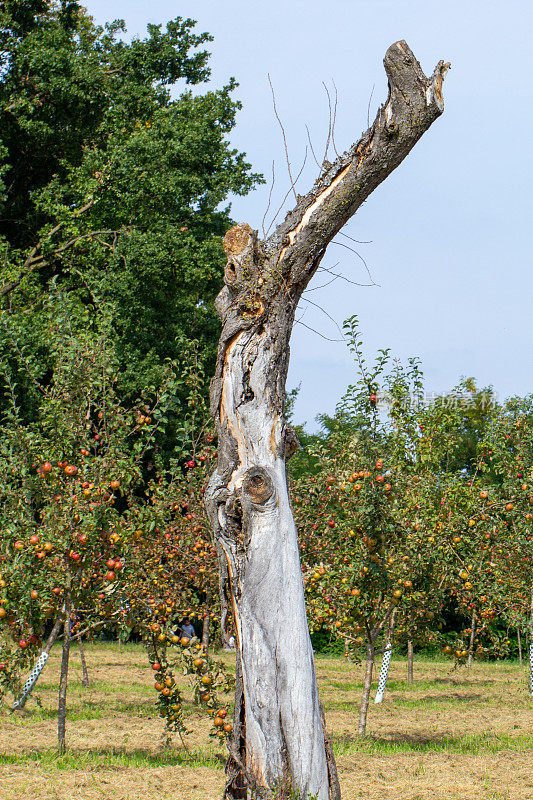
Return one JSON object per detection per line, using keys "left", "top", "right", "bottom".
{"left": 357, "top": 642, "right": 375, "bottom": 736}
{"left": 529, "top": 589, "right": 533, "bottom": 696}
{"left": 204, "top": 41, "right": 448, "bottom": 798}
{"left": 202, "top": 611, "right": 211, "bottom": 652}
{"left": 12, "top": 616, "right": 62, "bottom": 711}
{"left": 58, "top": 598, "right": 71, "bottom": 754}
{"left": 407, "top": 639, "right": 414, "bottom": 685}
{"left": 529, "top": 639, "right": 533, "bottom": 697}
{"left": 467, "top": 609, "right": 476, "bottom": 668}
{"left": 78, "top": 638, "right": 89, "bottom": 687}
{"left": 517, "top": 628, "right": 522, "bottom": 666}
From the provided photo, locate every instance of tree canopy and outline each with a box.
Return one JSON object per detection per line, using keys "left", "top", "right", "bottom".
{"left": 0, "top": 0, "right": 261, "bottom": 445}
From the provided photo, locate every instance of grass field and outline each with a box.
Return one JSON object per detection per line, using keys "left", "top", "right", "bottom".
{"left": 0, "top": 643, "right": 532, "bottom": 799}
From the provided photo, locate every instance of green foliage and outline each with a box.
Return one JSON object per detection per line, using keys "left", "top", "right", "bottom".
{"left": 292, "top": 318, "right": 443, "bottom": 661}
{"left": 0, "top": 293, "right": 227, "bottom": 724}
{"left": 0, "top": 0, "right": 262, "bottom": 435}
{"left": 292, "top": 318, "right": 533, "bottom": 673}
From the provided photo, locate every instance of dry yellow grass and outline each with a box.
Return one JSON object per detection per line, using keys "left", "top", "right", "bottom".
{"left": 0, "top": 643, "right": 532, "bottom": 799}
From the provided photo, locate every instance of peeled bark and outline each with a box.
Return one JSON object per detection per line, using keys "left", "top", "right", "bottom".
{"left": 205, "top": 41, "right": 448, "bottom": 798}
{"left": 218, "top": 547, "right": 233, "bottom": 649}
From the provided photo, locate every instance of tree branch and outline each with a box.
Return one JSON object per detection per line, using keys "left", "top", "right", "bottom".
{"left": 265, "top": 41, "right": 450, "bottom": 288}
{"left": 0, "top": 201, "right": 115, "bottom": 298}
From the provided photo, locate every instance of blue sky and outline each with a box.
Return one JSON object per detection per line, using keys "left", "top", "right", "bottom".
{"left": 84, "top": 0, "right": 532, "bottom": 429}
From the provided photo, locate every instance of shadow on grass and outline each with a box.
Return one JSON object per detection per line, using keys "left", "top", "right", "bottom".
{"left": 433, "top": 677, "right": 494, "bottom": 687}
{"left": 0, "top": 745, "right": 223, "bottom": 770}
{"left": 393, "top": 692, "right": 484, "bottom": 705}
{"left": 331, "top": 730, "right": 533, "bottom": 756}
{"left": 8, "top": 697, "right": 156, "bottom": 722}
{"left": 327, "top": 678, "right": 494, "bottom": 693}
{"left": 324, "top": 691, "right": 484, "bottom": 712}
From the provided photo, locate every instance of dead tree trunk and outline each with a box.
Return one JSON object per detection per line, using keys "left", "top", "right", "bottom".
{"left": 217, "top": 543, "right": 233, "bottom": 649}
{"left": 204, "top": 41, "right": 448, "bottom": 799}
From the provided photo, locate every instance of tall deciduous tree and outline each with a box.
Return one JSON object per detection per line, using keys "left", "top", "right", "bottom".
{"left": 205, "top": 42, "right": 449, "bottom": 799}
{"left": 0, "top": 1, "right": 260, "bottom": 444}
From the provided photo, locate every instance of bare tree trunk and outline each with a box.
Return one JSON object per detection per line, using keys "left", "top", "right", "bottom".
{"left": 529, "top": 640, "right": 533, "bottom": 697}
{"left": 467, "top": 609, "right": 476, "bottom": 668}
{"left": 12, "top": 617, "right": 62, "bottom": 711}
{"left": 204, "top": 41, "right": 448, "bottom": 798}
{"left": 517, "top": 628, "right": 522, "bottom": 666}
{"left": 202, "top": 611, "right": 211, "bottom": 652}
{"left": 58, "top": 598, "right": 71, "bottom": 754}
{"left": 357, "top": 642, "right": 375, "bottom": 737}
{"left": 78, "top": 638, "right": 89, "bottom": 687}
{"left": 529, "top": 589, "right": 533, "bottom": 696}
{"left": 407, "top": 639, "right": 414, "bottom": 685}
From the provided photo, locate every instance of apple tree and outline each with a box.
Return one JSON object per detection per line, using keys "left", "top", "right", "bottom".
{"left": 0, "top": 0, "right": 261, "bottom": 437}
{"left": 0, "top": 293, "right": 228, "bottom": 749}
{"left": 293, "top": 323, "right": 444, "bottom": 731}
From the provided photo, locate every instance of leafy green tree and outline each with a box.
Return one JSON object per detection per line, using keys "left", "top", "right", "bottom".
{"left": 293, "top": 319, "right": 445, "bottom": 735}
{"left": 0, "top": 293, "right": 233, "bottom": 749}
{"left": 0, "top": 0, "right": 261, "bottom": 439}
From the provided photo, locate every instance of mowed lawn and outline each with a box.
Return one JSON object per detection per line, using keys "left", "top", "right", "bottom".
{"left": 0, "top": 643, "right": 532, "bottom": 800}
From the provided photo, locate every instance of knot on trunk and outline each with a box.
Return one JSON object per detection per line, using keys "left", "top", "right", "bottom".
{"left": 241, "top": 467, "right": 274, "bottom": 505}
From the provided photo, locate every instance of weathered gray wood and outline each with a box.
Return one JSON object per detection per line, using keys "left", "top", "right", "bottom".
{"left": 205, "top": 41, "right": 448, "bottom": 798}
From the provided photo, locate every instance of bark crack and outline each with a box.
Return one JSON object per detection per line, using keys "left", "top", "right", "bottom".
{"left": 238, "top": 362, "right": 255, "bottom": 406}
{"left": 224, "top": 658, "right": 248, "bottom": 799}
